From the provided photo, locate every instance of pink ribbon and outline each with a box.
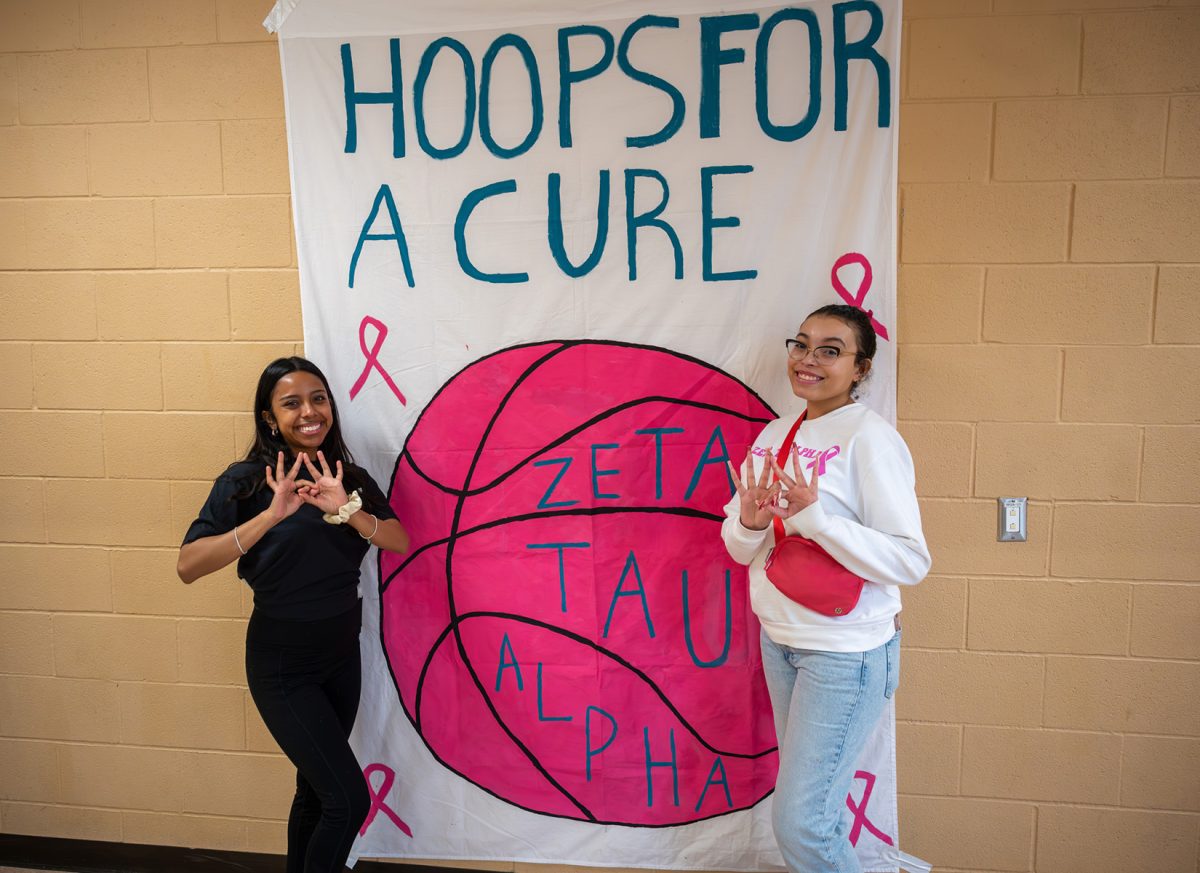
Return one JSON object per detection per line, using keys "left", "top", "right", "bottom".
{"left": 830, "top": 253, "right": 890, "bottom": 341}
{"left": 359, "top": 763, "right": 413, "bottom": 838}
{"left": 350, "top": 316, "right": 407, "bottom": 404}
{"left": 846, "top": 770, "right": 894, "bottom": 848}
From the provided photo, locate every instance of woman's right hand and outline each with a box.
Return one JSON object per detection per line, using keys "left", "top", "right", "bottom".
{"left": 178, "top": 453, "right": 307, "bottom": 584}
{"left": 265, "top": 452, "right": 306, "bottom": 521}
{"left": 727, "top": 448, "right": 779, "bottom": 531}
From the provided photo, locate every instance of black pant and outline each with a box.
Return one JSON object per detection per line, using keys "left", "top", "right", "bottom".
{"left": 246, "top": 603, "right": 370, "bottom": 873}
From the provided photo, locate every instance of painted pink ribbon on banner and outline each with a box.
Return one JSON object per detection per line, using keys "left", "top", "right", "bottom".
{"left": 831, "top": 253, "right": 890, "bottom": 341}
{"left": 360, "top": 763, "right": 412, "bottom": 838}
{"left": 847, "top": 770, "right": 893, "bottom": 848}
{"left": 351, "top": 315, "right": 407, "bottom": 404}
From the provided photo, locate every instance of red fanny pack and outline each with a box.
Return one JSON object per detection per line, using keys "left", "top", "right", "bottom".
{"left": 762, "top": 411, "right": 865, "bottom": 617}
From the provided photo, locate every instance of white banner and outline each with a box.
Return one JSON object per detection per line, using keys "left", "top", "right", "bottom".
{"left": 270, "top": 1, "right": 902, "bottom": 869}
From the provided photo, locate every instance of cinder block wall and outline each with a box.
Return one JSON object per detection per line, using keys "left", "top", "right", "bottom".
{"left": 0, "top": 1, "right": 1197, "bottom": 871}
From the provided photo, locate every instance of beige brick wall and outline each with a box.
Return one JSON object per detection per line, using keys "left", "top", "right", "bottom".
{"left": 0, "top": 2, "right": 1196, "bottom": 871}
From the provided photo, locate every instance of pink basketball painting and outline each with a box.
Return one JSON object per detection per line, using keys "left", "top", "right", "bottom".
{"left": 379, "top": 340, "right": 780, "bottom": 826}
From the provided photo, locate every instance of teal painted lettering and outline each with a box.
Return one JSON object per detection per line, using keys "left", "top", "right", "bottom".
{"left": 636, "top": 427, "right": 683, "bottom": 499}
{"left": 557, "top": 25, "right": 615, "bottom": 148}
{"left": 755, "top": 9, "right": 822, "bottom": 141}
{"left": 494, "top": 633, "right": 523, "bottom": 692}
{"left": 694, "top": 757, "right": 733, "bottom": 811}
{"left": 413, "top": 37, "right": 475, "bottom": 159}
{"left": 643, "top": 727, "right": 679, "bottom": 807}
{"left": 833, "top": 1, "right": 890, "bottom": 131}
{"left": 585, "top": 705, "right": 617, "bottom": 780}
{"left": 548, "top": 171, "right": 609, "bottom": 277}
{"left": 685, "top": 425, "right": 734, "bottom": 500}
{"left": 526, "top": 541, "right": 591, "bottom": 612}
{"left": 682, "top": 569, "right": 732, "bottom": 668}
{"left": 454, "top": 180, "right": 529, "bottom": 284}
{"left": 341, "top": 39, "right": 405, "bottom": 157}
{"left": 536, "top": 662, "right": 572, "bottom": 722}
{"left": 480, "top": 33, "right": 544, "bottom": 159}
{"left": 617, "top": 16, "right": 685, "bottom": 148}
{"left": 701, "top": 165, "right": 757, "bottom": 282}
{"left": 348, "top": 184, "right": 415, "bottom": 289}
{"left": 533, "top": 457, "right": 578, "bottom": 509}
{"left": 699, "top": 13, "right": 760, "bottom": 139}
{"left": 603, "top": 551, "right": 655, "bottom": 639}
{"left": 591, "top": 443, "right": 620, "bottom": 499}
{"left": 625, "top": 168, "right": 682, "bottom": 280}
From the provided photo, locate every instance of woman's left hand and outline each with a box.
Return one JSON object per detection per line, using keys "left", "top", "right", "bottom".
{"left": 297, "top": 451, "right": 350, "bottom": 515}
{"left": 768, "top": 448, "right": 819, "bottom": 519}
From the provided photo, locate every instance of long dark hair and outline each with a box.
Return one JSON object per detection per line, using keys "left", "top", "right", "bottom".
{"left": 230, "top": 356, "right": 371, "bottom": 505}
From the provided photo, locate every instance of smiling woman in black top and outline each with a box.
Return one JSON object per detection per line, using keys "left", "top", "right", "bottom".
{"left": 178, "top": 356, "right": 408, "bottom": 873}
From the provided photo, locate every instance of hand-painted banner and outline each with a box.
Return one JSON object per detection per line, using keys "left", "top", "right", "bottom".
{"left": 268, "top": 1, "right": 902, "bottom": 869}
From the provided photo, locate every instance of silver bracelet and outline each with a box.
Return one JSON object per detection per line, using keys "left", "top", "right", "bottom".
{"left": 232, "top": 525, "right": 247, "bottom": 556}
{"left": 359, "top": 513, "right": 380, "bottom": 543}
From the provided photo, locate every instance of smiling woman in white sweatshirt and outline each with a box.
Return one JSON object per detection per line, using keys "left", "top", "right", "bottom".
{"left": 723, "top": 304, "right": 930, "bottom": 873}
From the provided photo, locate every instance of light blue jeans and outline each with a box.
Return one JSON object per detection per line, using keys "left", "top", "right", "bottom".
{"left": 760, "top": 629, "right": 900, "bottom": 873}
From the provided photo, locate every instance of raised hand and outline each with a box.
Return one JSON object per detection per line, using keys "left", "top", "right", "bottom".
{"left": 297, "top": 450, "right": 349, "bottom": 515}
{"left": 265, "top": 452, "right": 306, "bottom": 521}
{"left": 727, "top": 448, "right": 779, "bottom": 531}
{"left": 768, "top": 447, "right": 819, "bottom": 519}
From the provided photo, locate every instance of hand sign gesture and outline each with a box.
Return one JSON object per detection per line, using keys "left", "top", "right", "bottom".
{"left": 727, "top": 449, "right": 780, "bottom": 531}
{"left": 297, "top": 450, "right": 349, "bottom": 515}
{"left": 768, "top": 448, "right": 819, "bottom": 519}
{"left": 265, "top": 452, "right": 306, "bottom": 521}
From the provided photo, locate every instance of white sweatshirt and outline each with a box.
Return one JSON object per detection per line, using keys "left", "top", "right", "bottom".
{"left": 722, "top": 402, "right": 930, "bottom": 653}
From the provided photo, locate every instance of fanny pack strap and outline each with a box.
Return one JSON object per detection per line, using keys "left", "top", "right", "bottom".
{"left": 772, "top": 410, "right": 807, "bottom": 544}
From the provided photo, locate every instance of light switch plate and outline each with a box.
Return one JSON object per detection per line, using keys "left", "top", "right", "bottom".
{"left": 997, "top": 497, "right": 1027, "bottom": 542}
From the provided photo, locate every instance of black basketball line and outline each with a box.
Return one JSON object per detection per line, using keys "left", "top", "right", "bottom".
{"left": 376, "top": 338, "right": 780, "bottom": 825}
{"left": 386, "top": 337, "right": 772, "bottom": 471}
{"left": 442, "top": 343, "right": 597, "bottom": 821}
{"left": 374, "top": 606, "right": 777, "bottom": 829}
{"left": 385, "top": 337, "right": 772, "bottom": 498}
{"left": 382, "top": 505, "right": 724, "bottom": 595}
{"left": 375, "top": 338, "right": 568, "bottom": 558}
{"left": 415, "top": 610, "right": 779, "bottom": 761}
{"left": 400, "top": 393, "right": 774, "bottom": 498}
{"left": 402, "top": 506, "right": 731, "bottom": 760}
{"left": 378, "top": 337, "right": 771, "bottom": 599}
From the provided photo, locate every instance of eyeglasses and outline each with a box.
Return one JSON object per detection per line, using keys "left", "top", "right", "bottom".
{"left": 785, "top": 338, "right": 851, "bottom": 365}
